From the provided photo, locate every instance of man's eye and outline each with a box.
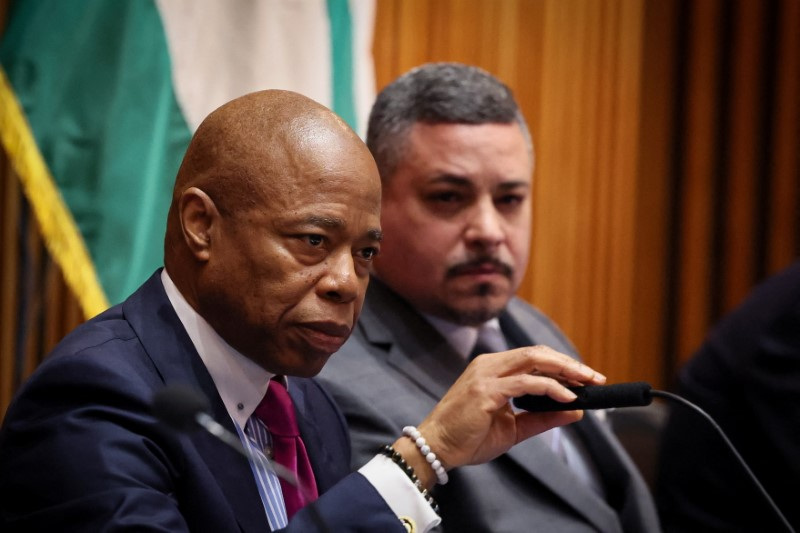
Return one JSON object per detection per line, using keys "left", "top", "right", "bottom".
{"left": 496, "top": 194, "right": 523, "bottom": 207}
{"left": 430, "top": 191, "right": 462, "bottom": 203}
{"left": 359, "top": 247, "right": 379, "bottom": 260}
{"left": 305, "top": 235, "right": 324, "bottom": 247}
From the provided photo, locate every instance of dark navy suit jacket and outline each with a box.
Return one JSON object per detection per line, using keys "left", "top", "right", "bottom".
{"left": 0, "top": 271, "right": 404, "bottom": 532}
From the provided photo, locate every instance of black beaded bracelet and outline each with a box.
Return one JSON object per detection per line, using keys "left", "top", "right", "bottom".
{"left": 379, "top": 444, "right": 440, "bottom": 515}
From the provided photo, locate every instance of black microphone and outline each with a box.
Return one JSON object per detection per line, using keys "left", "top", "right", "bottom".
{"left": 513, "top": 381, "right": 653, "bottom": 412}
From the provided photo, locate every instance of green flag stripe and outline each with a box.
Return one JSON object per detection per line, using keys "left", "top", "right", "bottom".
{"left": 327, "top": 0, "right": 357, "bottom": 130}
{"left": 0, "top": 0, "right": 191, "bottom": 305}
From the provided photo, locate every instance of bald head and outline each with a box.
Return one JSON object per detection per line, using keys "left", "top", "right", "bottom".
{"left": 162, "top": 90, "right": 382, "bottom": 374}
{"left": 165, "top": 89, "right": 371, "bottom": 266}
{"left": 170, "top": 90, "right": 362, "bottom": 217}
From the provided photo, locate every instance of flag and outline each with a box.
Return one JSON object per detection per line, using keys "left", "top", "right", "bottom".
{"left": 0, "top": 0, "right": 376, "bottom": 314}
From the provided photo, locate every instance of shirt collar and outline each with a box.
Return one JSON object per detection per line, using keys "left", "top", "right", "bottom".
{"left": 421, "top": 313, "right": 504, "bottom": 359}
{"left": 161, "top": 269, "right": 274, "bottom": 428}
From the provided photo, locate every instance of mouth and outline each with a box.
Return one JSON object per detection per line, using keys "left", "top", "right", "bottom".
{"left": 298, "top": 321, "right": 352, "bottom": 353}
{"left": 447, "top": 259, "right": 513, "bottom": 279}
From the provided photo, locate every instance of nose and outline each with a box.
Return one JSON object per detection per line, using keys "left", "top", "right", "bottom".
{"left": 464, "top": 196, "right": 505, "bottom": 251}
{"left": 318, "top": 250, "right": 360, "bottom": 303}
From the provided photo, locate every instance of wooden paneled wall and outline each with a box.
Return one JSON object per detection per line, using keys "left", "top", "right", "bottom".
{"left": 2, "top": 0, "right": 799, "bottom": 416}
{"left": 664, "top": 0, "right": 800, "bottom": 378}
{"left": 374, "top": 0, "right": 666, "bottom": 385}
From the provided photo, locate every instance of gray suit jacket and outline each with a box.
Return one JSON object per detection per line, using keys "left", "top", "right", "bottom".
{"left": 318, "top": 278, "right": 660, "bottom": 532}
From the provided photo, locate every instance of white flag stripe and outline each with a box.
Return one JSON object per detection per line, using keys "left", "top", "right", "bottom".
{"left": 156, "top": 0, "right": 374, "bottom": 135}
{"left": 349, "top": 0, "right": 377, "bottom": 137}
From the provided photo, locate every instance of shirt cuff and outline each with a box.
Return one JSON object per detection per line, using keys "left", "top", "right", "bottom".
{"left": 359, "top": 455, "right": 442, "bottom": 532}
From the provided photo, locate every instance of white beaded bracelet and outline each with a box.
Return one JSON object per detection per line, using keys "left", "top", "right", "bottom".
{"left": 402, "top": 425, "right": 449, "bottom": 485}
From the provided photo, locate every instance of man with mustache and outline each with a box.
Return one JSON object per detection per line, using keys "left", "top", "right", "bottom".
{"left": 318, "top": 63, "right": 660, "bottom": 532}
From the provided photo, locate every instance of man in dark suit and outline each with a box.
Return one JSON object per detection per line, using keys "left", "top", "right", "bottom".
{"left": 657, "top": 260, "right": 800, "bottom": 532}
{"left": 318, "top": 63, "right": 660, "bottom": 532}
{"left": 0, "top": 89, "right": 607, "bottom": 532}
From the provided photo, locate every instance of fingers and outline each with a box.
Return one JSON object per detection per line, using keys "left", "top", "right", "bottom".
{"left": 496, "top": 373, "right": 582, "bottom": 403}
{"left": 473, "top": 345, "right": 606, "bottom": 384}
{"left": 466, "top": 345, "right": 606, "bottom": 416}
{"left": 470, "top": 345, "right": 605, "bottom": 396}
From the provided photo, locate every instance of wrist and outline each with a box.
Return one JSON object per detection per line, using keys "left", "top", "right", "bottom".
{"left": 392, "top": 436, "right": 437, "bottom": 490}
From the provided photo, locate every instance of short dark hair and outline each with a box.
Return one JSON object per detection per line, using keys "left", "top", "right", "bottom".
{"left": 366, "top": 62, "right": 532, "bottom": 182}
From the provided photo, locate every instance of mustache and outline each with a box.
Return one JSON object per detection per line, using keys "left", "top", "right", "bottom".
{"left": 445, "top": 257, "right": 514, "bottom": 279}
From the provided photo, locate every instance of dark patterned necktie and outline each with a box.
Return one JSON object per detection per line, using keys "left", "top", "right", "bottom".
{"left": 254, "top": 378, "right": 318, "bottom": 519}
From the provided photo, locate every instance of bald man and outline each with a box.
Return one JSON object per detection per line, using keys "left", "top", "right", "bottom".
{"left": 0, "top": 90, "right": 605, "bottom": 532}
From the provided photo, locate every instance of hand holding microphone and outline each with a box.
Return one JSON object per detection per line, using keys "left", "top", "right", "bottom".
{"left": 409, "top": 344, "right": 608, "bottom": 476}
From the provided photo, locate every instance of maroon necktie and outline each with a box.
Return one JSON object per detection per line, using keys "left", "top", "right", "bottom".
{"left": 254, "top": 378, "right": 319, "bottom": 519}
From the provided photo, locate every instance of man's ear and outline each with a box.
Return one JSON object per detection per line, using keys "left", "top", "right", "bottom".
{"left": 178, "top": 187, "right": 218, "bottom": 262}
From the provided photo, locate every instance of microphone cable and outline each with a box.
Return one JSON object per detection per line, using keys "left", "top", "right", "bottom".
{"left": 514, "top": 382, "right": 795, "bottom": 532}
{"left": 153, "top": 385, "right": 332, "bottom": 533}
{"left": 652, "top": 390, "right": 795, "bottom": 533}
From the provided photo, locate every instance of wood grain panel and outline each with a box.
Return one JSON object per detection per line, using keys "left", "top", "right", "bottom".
{"left": 674, "top": 0, "right": 722, "bottom": 365}
{"left": 634, "top": 0, "right": 679, "bottom": 384}
{"left": 668, "top": 0, "right": 800, "bottom": 368}
{"left": 721, "top": 0, "right": 762, "bottom": 313}
{"left": 0, "top": 149, "right": 82, "bottom": 418}
{"left": 530, "top": 0, "right": 646, "bottom": 382}
{"left": 767, "top": 0, "right": 800, "bottom": 274}
{"left": 1, "top": 150, "right": 20, "bottom": 417}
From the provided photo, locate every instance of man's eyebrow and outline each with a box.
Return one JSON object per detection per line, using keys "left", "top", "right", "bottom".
{"left": 430, "top": 175, "right": 531, "bottom": 190}
{"left": 496, "top": 180, "right": 531, "bottom": 191}
{"left": 304, "top": 215, "right": 346, "bottom": 228}
{"left": 429, "top": 174, "right": 471, "bottom": 186}
{"left": 303, "top": 215, "right": 382, "bottom": 241}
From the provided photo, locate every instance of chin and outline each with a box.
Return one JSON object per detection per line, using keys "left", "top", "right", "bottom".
{"left": 449, "top": 292, "right": 512, "bottom": 323}
{"left": 292, "top": 353, "right": 332, "bottom": 378}
{"left": 252, "top": 350, "right": 329, "bottom": 378}
{"left": 443, "top": 304, "right": 505, "bottom": 327}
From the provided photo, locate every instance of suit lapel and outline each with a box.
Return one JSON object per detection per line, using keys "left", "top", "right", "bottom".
{"left": 123, "top": 271, "right": 269, "bottom": 533}
{"left": 571, "top": 411, "right": 659, "bottom": 531}
{"left": 500, "top": 307, "right": 625, "bottom": 532}
{"left": 571, "top": 414, "right": 631, "bottom": 512}
{"left": 505, "top": 437, "right": 623, "bottom": 532}
{"left": 360, "top": 279, "right": 467, "bottom": 399}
